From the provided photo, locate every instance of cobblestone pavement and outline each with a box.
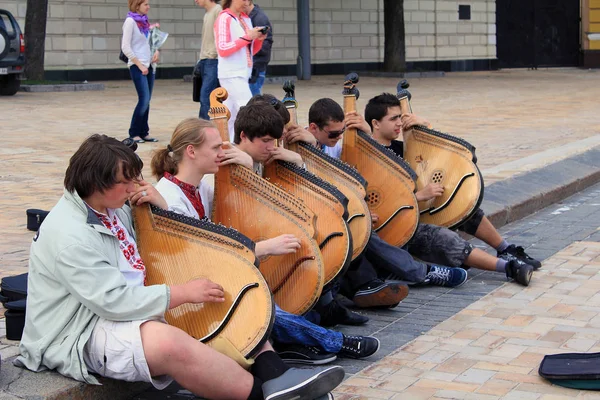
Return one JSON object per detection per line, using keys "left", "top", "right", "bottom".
{"left": 1, "top": 68, "right": 599, "bottom": 398}
{"left": 2, "top": 68, "right": 599, "bottom": 278}
{"left": 134, "top": 183, "right": 600, "bottom": 399}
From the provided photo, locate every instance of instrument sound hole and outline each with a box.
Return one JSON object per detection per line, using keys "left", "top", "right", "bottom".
{"left": 367, "top": 191, "right": 380, "bottom": 206}
{"left": 432, "top": 170, "right": 444, "bottom": 184}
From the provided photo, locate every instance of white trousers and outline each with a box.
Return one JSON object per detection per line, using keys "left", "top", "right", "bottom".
{"left": 219, "top": 76, "right": 253, "bottom": 142}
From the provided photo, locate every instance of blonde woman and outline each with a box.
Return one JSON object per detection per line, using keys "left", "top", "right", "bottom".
{"left": 121, "top": 0, "right": 160, "bottom": 143}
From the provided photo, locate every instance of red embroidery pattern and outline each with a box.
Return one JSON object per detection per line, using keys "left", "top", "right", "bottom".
{"left": 163, "top": 172, "right": 206, "bottom": 218}
{"left": 95, "top": 211, "right": 147, "bottom": 285}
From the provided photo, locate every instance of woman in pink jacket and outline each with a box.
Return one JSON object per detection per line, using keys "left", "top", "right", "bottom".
{"left": 214, "top": 0, "right": 267, "bottom": 141}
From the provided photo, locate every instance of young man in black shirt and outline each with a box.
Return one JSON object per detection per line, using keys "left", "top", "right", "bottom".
{"left": 363, "top": 93, "right": 540, "bottom": 285}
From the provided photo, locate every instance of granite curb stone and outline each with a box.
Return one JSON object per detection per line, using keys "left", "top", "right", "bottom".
{"left": 1, "top": 146, "right": 599, "bottom": 399}
{"left": 19, "top": 83, "right": 105, "bottom": 92}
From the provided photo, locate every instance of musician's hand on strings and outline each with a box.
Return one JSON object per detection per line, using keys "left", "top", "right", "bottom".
{"left": 219, "top": 143, "right": 253, "bottom": 169}
{"left": 401, "top": 114, "right": 430, "bottom": 130}
{"left": 371, "top": 213, "right": 380, "bottom": 226}
{"left": 265, "top": 147, "right": 304, "bottom": 168}
{"left": 284, "top": 124, "right": 318, "bottom": 147}
{"left": 416, "top": 183, "right": 444, "bottom": 201}
{"left": 256, "top": 234, "right": 301, "bottom": 258}
{"left": 130, "top": 180, "right": 168, "bottom": 210}
{"left": 170, "top": 279, "right": 225, "bottom": 308}
{"left": 345, "top": 111, "right": 372, "bottom": 134}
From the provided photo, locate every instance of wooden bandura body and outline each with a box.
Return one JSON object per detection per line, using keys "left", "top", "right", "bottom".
{"left": 340, "top": 73, "right": 419, "bottom": 247}
{"left": 263, "top": 160, "right": 352, "bottom": 285}
{"left": 209, "top": 88, "right": 324, "bottom": 315}
{"left": 133, "top": 204, "right": 274, "bottom": 358}
{"left": 397, "top": 85, "right": 484, "bottom": 229}
{"left": 281, "top": 81, "right": 372, "bottom": 260}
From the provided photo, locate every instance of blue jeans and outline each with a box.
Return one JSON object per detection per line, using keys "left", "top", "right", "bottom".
{"left": 129, "top": 65, "right": 155, "bottom": 139}
{"left": 249, "top": 70, "right": 266, "bottom": 97}
{"left": 199, "top": 58, "right": 219, "bottom": 120}
{"left": 271, "top": 305, "right": 343, "bottom": 353}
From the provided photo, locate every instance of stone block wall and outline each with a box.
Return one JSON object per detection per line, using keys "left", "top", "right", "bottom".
{"left": 0, "top": 0, "right": 496, "bottom": 71}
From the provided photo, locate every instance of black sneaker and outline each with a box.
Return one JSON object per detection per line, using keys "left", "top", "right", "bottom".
{"left": 498, "top": 244, "right": 542, "bottom": 270}
{"left": 352, "top": 279, "right": 409, "bottom": 308}
{"left": 317, "top": 299, "right": 369, "bottom": 327}
{"left": 338, "top": 335, "right": 380, "bottom": 359}
{"left": 425, "top": 265, "right": 468, "bottom": 288}
{"left": 262, "top": 365, "right": 344, "bottom": 400}
{"left": 506, "top": 259, "right": 533, "bottom": 286}
{"left": 275, "top": 343, "right": 337, "bottom": 365}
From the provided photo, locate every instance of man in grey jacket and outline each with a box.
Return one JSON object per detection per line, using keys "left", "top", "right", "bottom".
{"left": 247, "top": 0, "right": 273, "bottom": 96}
{"left": 15, "top": 134, "right": 343, "bottom": 400}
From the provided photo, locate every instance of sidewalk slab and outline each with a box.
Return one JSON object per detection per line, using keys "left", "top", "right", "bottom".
{"left": 333, "top": 240, "right": 600, "bottom": 399}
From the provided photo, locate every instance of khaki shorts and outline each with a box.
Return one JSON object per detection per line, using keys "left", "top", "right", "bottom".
{"left": 83, "top": 318, "right": 173, "bottom": 389}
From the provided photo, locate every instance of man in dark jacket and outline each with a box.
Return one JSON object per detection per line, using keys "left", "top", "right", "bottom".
{"left": 247, "top": 1, "right": 273, "bottom": 96}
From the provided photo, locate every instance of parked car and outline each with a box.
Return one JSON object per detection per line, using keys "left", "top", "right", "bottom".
{"left": 0, "top": 9, "right": 25, "bottom": 96}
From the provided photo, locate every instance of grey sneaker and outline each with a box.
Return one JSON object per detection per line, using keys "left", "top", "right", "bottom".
{"left": 315, "top": 394, "right": 334, "bottom": 400}
{"left": 262, "top": 365, "right": 345, "bottom": 400}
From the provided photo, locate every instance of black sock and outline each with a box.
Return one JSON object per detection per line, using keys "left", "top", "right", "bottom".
{"left": 251, "top": 351, "right": 291, "bottom": 382}
{"left": 246, "top": 376, "right": 264, "bottom": 400}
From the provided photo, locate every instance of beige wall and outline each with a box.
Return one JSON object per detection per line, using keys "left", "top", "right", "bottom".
{"left": 0, "top": 0, "right": 496, "bottom": 70}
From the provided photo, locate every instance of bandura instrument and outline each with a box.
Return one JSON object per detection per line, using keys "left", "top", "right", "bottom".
{"left": 281, "top": 81, "right": 372, "bottom": 261}
{"left": 397, "top": 81, "right": 484, "bottom": 229}
{"left": 133, "top": 203, "right": 274, "bottom": 358}
{"left": 263, "top": 157, "right": 352, "bottom": 285}
{"left": 341, "top": 73, "right": 419, "bottom": 247}
{"left": 209, "top": 88, "right": 325, "bottom": 315}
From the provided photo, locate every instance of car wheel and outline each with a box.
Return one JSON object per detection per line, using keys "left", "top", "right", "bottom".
{"left": 0, "top": 74, "right": 20, "bottom": 96}
{"left": 0, "top": 27, "right": 9, "bottom": 60}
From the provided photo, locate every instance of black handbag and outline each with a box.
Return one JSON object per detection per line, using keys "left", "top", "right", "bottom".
{"left": 26, "top": 209, "right": 49, "bottom": 231}
{"left": 0, "top": 273, "right": 28, "bottom": 341}
{"left": 119, "top": 50, "right": 129, "bottom": 63}
{"left": 192, "top": 60, "right": 202, "bottom": 103}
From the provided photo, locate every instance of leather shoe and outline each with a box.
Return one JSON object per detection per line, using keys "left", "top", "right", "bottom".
{"left": 352, "top": 279, "right": 409, "bottom": 308}
{"left": 317, "top": 299, "right": 369, "bottom": 327}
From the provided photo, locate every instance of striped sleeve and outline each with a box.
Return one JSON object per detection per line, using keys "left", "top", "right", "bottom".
{"left": 215, "top": 12, "right": 251, "bottom": 58}
{"left": 252, "top": 38, "right": 264, "bottom": 55}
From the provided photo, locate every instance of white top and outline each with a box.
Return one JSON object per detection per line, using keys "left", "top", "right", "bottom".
{"left": 121, "top": 17, "right": 151, "bottom": 68}
{"left": 155, "top": 176, "right": 214, "bottom": 219}
{"left": 215, "top": 11, "right": 255, "bottom": 79}
{"left": 92, "top": 207, "right": 145, "bottom": 287}
{"left": 322, "top": 141, "right": 342, "bottom": 159}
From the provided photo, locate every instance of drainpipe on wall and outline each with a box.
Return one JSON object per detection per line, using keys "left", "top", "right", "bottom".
{"left": 296, "top": 0, "right": 311, "bottom": 80}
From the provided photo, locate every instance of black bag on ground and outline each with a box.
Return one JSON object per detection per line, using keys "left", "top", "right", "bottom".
{"left": 539, "top": 352, "right": 600, "bottom": 389}
{"left": 0, "top": 273, "right": 27, "bottom": 304}
{"left": 192, "top": 60, "right": 202, "bottom": 103}
{"left": 0, "top": 273, "right": 28, "bottom": 341}
{"left": 26, "top": 209, "right": 49, "bottom": 231}
{"left": 4, "top": 299, "right": 26, "bottom": 341}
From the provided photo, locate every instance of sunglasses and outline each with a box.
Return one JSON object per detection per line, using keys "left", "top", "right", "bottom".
{"left": 324, "top": 126, "right": 346, "bottom": 139}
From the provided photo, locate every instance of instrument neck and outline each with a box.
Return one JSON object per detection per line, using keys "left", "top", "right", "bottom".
{"left": 342, "top": 94, "right": 358, "bottom": 147}
{"left": 399, "top": 97, "right": 412, "bottom": 116}
{"left": 285, "top": 104, "right": 299, "bottom": 152}
{"left": 212, "top": 116, "right": 230, "bottom": 143}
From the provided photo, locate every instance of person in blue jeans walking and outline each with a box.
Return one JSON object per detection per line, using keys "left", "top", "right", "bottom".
{"left": 121, "top": 0, "right": 160, "bottom": 143}
{"left": 246, "top": 1, "right": 272, "bottom": 96}
{"left": 151, "top": 117, "right": 381, "bottom": 365}
{"left": 195, "top": 0, "right": 222, "bottom": 119}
